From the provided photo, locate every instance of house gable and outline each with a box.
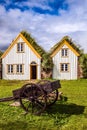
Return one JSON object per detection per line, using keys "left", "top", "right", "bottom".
{"left": 1, "top": 33, "right": 41, "bottom": 59}
{"left": 51, "top": 39, "right": 80, "bottom": 57}
{"left": 51, "top": 37, "right": 80, "bottom": 80}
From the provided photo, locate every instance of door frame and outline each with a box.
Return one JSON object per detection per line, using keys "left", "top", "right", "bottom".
{"left": 30, "top": 61, "right": 37, "bottom": 80}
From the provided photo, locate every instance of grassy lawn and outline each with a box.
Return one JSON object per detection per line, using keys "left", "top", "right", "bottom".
{"left": 0, "top": 79, "right": 87, "bottom": 130}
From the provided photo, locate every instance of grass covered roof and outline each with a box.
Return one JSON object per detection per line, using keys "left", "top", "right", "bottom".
{"left": 50, "top": 36, "right": 81, "bottom": 55}
{"left": 21, "top": 31, "right": 46, "bottom": 57}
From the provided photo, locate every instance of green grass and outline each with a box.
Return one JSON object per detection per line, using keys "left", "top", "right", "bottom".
{"left": 0, "top": 79, "right": 87, "bottom": 130}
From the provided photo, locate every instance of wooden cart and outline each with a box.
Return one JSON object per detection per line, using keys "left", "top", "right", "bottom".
{"left": 0, "top": 80, "right": 61, "bottom": 115}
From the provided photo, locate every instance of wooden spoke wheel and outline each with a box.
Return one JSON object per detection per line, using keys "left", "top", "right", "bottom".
{"left": 19, "top": 83, "right": 47, "bottom": 115}
{"left": 38, "top": 90, "right": 58, "bottom": 107}
{"left": 37, "top": 80, "right": 58, "bottom": 106}
{"left": 46, "top": 89, "right": 58, "bottom": 106}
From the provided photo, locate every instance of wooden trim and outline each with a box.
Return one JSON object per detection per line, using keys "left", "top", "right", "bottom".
{"left": 6, "top": 64, "right": 24, "bottom": 75}
{"left": 65, "top": 41, "right": 80, "bottom": 56}
{"left": 30, "top": 61, "right": 38, "bottom": 79}
{"left": 6, "top": 64, "right": 8, "bottom": 74}
{"left": 51, "top": 40, "right": 80, "bottom": 57}
{"left": 60, "top": 63, "right": 70, "bottom": 72}
{"left": 30, "top": 65, "right": 37, "bottom": 79}
{"left": 51, "top": 43, "right": 64, "bottom": 57}
{"left": 15, "top": 64, "right": 24, "bottom": 75}
{"left": 1, "top": 34, "right": 21, "bottom": 59}
{"left": 6, "top": 64, "right": 14, "bottom": 74}
{"left": 16, "top": 42, "right": 25, "bottom": 53}
{"left": 20, "top": 34, "right": 41, "bottom": 58}
{"left": 22, "top": 64, "right": 24, "bottom": 74}
{"left": 61, "top": 48, "right": 69, "bottom": 57}
{"left": 1, "top": 33, "right": 41, "bottom": 59}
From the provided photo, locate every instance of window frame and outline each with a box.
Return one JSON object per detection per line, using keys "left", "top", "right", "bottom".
{"left": 61, "top": 48, "right": 68, "bottom": 57}
{"left": 16, "top": 64, "right": 24, "bottom": 74}
{"left": 7, "top": 64, "right": 14, "bottom": 74}
{"left": 60, "top": 63, "right": 69, "bottom": 72}
{"left": 17, "top": 42, "right": 24, "bottom": 53}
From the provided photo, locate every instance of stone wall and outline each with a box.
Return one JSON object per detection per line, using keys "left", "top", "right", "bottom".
{"left": 77, "top": 63, "right": 83, "bottom": 78}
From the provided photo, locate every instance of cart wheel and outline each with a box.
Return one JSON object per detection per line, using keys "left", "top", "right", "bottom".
{"left": 46, "top": 89, "right": 58, "bottom": 106}
{"left": 37, "top": 80, "right": 58, "bottom": 106}
{"left": 19, "top": 83, "right": 47, "bottom": 115}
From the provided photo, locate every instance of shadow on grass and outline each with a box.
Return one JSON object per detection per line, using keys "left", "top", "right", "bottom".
{"left": 0, "top": 102, "right": 85, "bottom": 129}
{"left": 45, "top": 102, "right": 85, "bottom": 126}
{"left": 46, "top": 102, "right": 85, "bottom": 115}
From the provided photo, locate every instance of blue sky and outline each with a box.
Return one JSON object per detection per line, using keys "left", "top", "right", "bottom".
{"left": 0, "top": 0, "right": 87, "bottom": 52}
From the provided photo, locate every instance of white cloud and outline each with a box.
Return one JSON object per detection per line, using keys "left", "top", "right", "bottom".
{"left": 22, "top": 1, "right": 52, "bottom": 10}
{"left": 14, "top": 0, "right": 53, "bottom": 11}
{"left": 0, "top": 0, "right": 87, "bottom": 53}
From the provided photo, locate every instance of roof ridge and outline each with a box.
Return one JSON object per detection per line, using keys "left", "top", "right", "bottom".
{"left": 21, "top": 31, "right": 46, "bottom": 57}
{"left": 50, "top": 36, "right": 80, "bottom": 55}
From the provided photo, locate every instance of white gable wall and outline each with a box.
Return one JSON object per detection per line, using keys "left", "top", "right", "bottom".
{"left": 2, "top": 37, "right": 41, "bottom": 80}
{"left": 52, "top": 44, "right": 78, "bottom": 80}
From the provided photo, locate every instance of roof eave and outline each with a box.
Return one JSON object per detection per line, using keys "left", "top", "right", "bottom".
{"left": 1, "top": 33, "right": 41, "bottom": 59}
{"left": 51, "top": 39, "right": 80, "bottom": 57}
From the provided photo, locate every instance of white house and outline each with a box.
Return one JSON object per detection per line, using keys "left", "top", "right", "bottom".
{"left": 1, "top": 33, "right": 41, "bottom": 80}
{"left": 51, "top": 37, "right": 80, "bottom": 80}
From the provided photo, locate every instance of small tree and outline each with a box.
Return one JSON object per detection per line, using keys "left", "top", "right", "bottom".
{"left": 82, "top": 54, "right": 87, "bottom": 78}
{"left": 41, "top": 53, "right": 53, "bottom": 72}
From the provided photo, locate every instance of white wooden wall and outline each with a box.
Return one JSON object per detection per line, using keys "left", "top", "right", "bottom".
{"left": 52, "top": 45, "right": 78, "bottom": 80}
{"left": 2, "top": 37, "right": 41, "bottom": 80}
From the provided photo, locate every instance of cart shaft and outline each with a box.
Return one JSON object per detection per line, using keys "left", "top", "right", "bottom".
{"left": 0, "top": 96, "right": 15, "bottom": 102}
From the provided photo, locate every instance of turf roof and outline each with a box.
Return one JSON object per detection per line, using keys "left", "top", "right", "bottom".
{"left": 21, "top": 31, "right": 46, "bottom": 57}
{"left": 50, "top": 36, "right": 81, "bottom": 55}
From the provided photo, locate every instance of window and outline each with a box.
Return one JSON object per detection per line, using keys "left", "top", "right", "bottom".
{"left": 7, "top": 65, "right": 14, "bottom": 74}
{"left": 60, "top": 63, "right": 69, "bottom": 72}
{"left": 61, "top": 49, "right": 68, "bottom": 57}
{"left": 16, "top": 64, "right": 23, "bottom": 74}
{"left": 17, "top": 42, "right": 24, "bottom": 52}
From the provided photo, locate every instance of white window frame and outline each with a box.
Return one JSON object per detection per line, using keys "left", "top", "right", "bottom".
{"left": 61, "top": 48, "right": 68, "bottom": 57}
{"left": 7, "top": 64, "right": 14, "bottom": 74}
{"left": 17, "top": 42, "right": 24, "bottom": 52}
{"left": 16, "top": 64, "right": 24, "bottom": 74}
{"left": 60, "top": 63, "right": 69, "bottom": 72}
